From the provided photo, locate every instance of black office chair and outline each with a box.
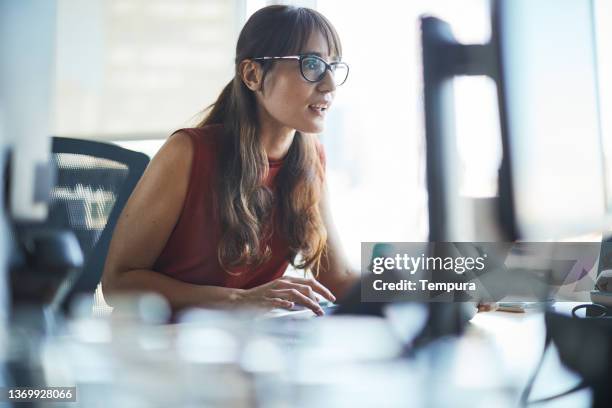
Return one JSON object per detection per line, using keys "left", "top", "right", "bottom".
{"left": 48, "top": 137, "right": 150, "bottom": 312}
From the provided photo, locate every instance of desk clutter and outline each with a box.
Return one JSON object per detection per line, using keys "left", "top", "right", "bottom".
{"left": 3, "top": 294, "right": 524, "bottom": 408}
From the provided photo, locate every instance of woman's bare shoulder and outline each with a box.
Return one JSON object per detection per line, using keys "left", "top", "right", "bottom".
{"left": 125, "top": 130, "right": 195, "bottom": 216}
{"left": 157, "top": 130, "right": 194, "bottom": 164}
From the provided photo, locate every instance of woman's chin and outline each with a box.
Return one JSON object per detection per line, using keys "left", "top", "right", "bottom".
{"left": 297, "top": 121, "right": 325, "bottom": 134}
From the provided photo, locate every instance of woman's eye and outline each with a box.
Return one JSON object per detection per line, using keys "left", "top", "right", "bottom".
{"left": 304, "top": 59, "right": 322, "bottom": 71}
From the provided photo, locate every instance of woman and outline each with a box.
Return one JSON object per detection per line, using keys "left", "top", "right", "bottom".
{"left": 101, "top": 5, "right": 358, "bottom": 316}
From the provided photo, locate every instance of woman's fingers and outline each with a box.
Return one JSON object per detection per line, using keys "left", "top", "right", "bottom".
{"left": 282, "top": 276, "right": 336, "bottom": 302}
{"left": 272, "top": 288, "right": 324, "bottom": 316}
{"left": 477, "top": 302, "right": 498, "bottom": 312}
{"left": 274, "top": 281, "right": 319, "bottom": 303}
{"left": 264, "top": 297, "right": 294, "bottom": 309}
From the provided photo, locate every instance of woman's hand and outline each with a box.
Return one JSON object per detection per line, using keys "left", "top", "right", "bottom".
{"left": 241, "top": 276, "right": 336, "bottom": 316}
{"left": 477, "top": 302, "right": 498, "bottom": 312}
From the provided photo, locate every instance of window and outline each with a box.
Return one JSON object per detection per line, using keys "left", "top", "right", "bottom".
{"left": 595, "top": 0, "right": 612, "bottom": 208}
{"left": 316, "top": 0, "right": 492, "bottom": 266}
{"left": 54, "top": 0, "right": 243, "bottom": 139}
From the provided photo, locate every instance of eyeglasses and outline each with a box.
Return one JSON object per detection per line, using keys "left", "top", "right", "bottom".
{"left": 252, "top": 54, "right": 349, "bottom": 86}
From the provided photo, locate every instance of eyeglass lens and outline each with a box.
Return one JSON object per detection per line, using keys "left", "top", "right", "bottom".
{"left": 301, "top": 56, "right": 348, "bottom": 86}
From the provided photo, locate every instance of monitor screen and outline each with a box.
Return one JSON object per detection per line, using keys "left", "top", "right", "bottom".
{"left": 494, "top": 0, "right": 606, "bottom": 239}
{"left": 0, "top": 1, "right": 55, "bottom": 222}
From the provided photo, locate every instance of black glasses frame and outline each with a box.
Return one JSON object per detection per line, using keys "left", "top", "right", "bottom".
{"left": 251, "top": 54, "right": 349, "bottom": 86}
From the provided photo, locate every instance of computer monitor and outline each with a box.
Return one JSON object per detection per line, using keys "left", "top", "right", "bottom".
{"left": 420, "top": 0, "right": 608, "bottom": 308}
{"left": 493, "top": 0, "right": 607, "bottom": 240}
{"left": 0, "top": 0, "right": 56, "bottom": 222}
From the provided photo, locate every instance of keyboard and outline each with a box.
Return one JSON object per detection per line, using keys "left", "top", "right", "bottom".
{"left": 260, "top": 300, "right": 338, "bottom": 319}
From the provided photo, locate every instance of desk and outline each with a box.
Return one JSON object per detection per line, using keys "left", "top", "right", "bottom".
{"left": 37, "top": 304, "right": 593, "bottom": 407}
{"left": 469, "top": 304, "right": 591, "bottom": 407}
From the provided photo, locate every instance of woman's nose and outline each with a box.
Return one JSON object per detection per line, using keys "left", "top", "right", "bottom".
{"left": 317, "top": 69, "right": 337, "bottom": 93}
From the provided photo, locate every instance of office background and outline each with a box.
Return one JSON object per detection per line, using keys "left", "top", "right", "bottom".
{"left": 1, "top": 2, "right": 611, "bottom": 406}
{"left": 52, "top": 0, "right": 612, "bottom": 269}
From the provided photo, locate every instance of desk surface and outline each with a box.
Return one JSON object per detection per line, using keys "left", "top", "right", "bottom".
{"left": 261, "top": 302, "right": 592, "bottom": 406}
{"left": 39, "top": 303, "right": 594, "bottom": 407}
{"left": 469, "top": 303, "right": 591, "bottom": 407}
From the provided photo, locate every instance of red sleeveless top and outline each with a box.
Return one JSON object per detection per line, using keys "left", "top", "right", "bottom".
{"left": 153, "top": 124, "right": 325, "bottom": 289}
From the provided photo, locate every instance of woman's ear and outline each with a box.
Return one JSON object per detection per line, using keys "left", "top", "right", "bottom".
{"left": 239, "top": 59, "right": 263, "bottom": 91}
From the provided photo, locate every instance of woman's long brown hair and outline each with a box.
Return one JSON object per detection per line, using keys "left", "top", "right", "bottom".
{"left": 197, "top": 5, "right": 342, "bottom": 275}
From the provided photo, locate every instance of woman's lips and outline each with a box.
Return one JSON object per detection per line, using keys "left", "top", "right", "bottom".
{"left": 308, "top": 103, "right": 329, "bottom": 116}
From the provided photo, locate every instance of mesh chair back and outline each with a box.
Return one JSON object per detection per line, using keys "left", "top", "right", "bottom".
{"left": 49, "top": 137, "right": 149, "bottom": 310}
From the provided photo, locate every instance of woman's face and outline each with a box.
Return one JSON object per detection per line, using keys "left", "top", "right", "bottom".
{"left": 253, "top": 30, "right": 338, "bottom": 134}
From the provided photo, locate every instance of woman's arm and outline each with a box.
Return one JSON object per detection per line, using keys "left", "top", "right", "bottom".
{"left": 101, "top": 131, "right": 244, "bottom": 311}
{"left": 315, "top": 183, "right": 360, "bottom": 300}
{"left": 104, "top": 268, "right": 244, "bottom": 311}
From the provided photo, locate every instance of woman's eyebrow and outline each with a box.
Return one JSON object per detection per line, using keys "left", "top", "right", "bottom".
{"left": 302, "top": 51, "right": 341, "bottom": 62}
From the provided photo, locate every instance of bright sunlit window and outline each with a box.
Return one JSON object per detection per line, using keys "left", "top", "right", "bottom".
{"left": 316, "top": 0, "right": 493, "bottom": 266}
